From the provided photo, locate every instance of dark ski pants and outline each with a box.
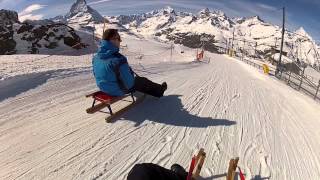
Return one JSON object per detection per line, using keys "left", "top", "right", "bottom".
{"left": 133, "top": 76, "right": 164, "bottom": 98}
{"left": 127, "top": 163, "right": 186, "bottom": 180}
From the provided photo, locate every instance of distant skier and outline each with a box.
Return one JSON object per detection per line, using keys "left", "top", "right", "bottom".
{"left": 92, "top": 29, "right": 167, "bottom": 97}
{"left": 127, "top": 163, "right": 189, "bottom": 180}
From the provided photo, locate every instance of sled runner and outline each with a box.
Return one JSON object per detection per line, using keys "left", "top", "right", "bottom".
{"left": 86, "top": 91, "right": 146, "bottom": 122}
{"left": 226, "top": 157, "right": 245, "bottom": 180}
{"left": 187, "top": 148, "right": 206, "bottom": 180}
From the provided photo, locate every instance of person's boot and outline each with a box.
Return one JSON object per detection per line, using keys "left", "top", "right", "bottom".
{"left": 159, "top": 82, "right": 167, "bottom": 97}
{"left": 161, "top": 82, "right": 167, "bottom": 92}
{"left": 171, "top": 164, "right": 187, "bottom": 178}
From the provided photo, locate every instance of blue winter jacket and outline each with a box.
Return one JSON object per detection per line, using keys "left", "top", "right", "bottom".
{"left": 92, "top": 40, "right": 135, "bottom": 96}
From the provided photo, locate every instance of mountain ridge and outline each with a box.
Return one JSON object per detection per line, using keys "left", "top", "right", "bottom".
{"left": 52, "top": 0, "right": 105, "bottom": 25}
{"left": 107, "top": 6, "right": 319, "bottom": 66}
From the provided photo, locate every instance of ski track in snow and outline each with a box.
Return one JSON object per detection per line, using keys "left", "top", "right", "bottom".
{"left": 1, "top": 48, "right": 320, "bottom": 179}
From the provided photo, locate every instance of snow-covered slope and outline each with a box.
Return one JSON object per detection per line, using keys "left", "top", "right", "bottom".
{"left": 1, "top": 36, "right": 320, "bottom": 180}
{"left": 110, "top": 7, "right": 320, "bottom": 66}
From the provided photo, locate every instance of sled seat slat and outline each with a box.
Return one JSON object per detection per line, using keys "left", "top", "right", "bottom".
{"left": 85, "top": 91, "right": 133, "bottom": 114}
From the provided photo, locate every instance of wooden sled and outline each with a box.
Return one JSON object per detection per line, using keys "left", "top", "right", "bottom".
{"left": 86, "top": 91, "right": 146, "bottom": 122}
{"left": 226, "top": 157, "right": 239, "bottom": 180}
{"left": 226, "top": 157, "right": 245, "bottom": 180}
{"left": 187, "top": 148, "right": 206, "bottom": 180}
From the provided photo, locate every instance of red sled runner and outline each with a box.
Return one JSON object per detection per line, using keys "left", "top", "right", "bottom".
{"left": 86, "top": 91, "right": 146, "bottom": 122}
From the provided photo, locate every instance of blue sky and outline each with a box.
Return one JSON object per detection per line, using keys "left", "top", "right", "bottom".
{"left": 1, "top": 0, "right": 319, "bottom": 41}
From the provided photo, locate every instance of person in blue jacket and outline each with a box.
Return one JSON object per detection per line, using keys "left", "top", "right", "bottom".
{"left": 93, "top": 29, "right": 167, "bottom": 97}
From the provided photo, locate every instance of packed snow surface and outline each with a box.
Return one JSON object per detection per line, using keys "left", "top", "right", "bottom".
{"left": 0, "top": 36, "right": 320, "bottom": 180}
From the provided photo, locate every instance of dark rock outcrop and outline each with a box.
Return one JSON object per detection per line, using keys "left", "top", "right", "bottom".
{"left": 0, "top": 9, "right": 84, "bottom": 55}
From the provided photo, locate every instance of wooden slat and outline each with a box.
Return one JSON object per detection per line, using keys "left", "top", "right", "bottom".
{"left": 193, "top": 149, "right": 206, "bottom": 178}
{"left": 195, "top": 148, "right": 205, "bottom": 163}
{"left": 226, "top": 157, "right": 239, "bottom": 180}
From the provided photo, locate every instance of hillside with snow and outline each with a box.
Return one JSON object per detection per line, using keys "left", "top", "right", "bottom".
{"left": 1, "top": 1, "right": 320, "bottom": 180}
{"left": 2, "top": 0, "right": 319, "bottom": 67}
{"left": 1, "top": 35, "right": 320, "bottom": 180}
{"left": 109, "top": 7, "right": 320, "bottom": 67}
{"left": 0, "top": 0, "right": 108, "bottom": 55}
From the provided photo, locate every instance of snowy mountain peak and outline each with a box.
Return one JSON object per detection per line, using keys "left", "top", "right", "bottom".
{"left": 63, "top": 0, "right": 104, "bottom": 25}
{"left": 163, "top": 6, "right": 175, "bottom": 14}
{"left": 236, "top": 15, "right": 265, "bottom": 27}
{"left": 212, "top": 10, "right": 226, "bottom": 17}
{"left": 246, "top": 15, "right": 264, "bottom": 23}
{"left": 109, "top": 6, "right": 319, "bottom": 65}
{"left": 153, "top": 6, "right": 176, "bottom": 16}
{"left": 295, "top": 27, "right": 312, "bottom": 39}
{"left": 296, "top": 27, "right": 306, "bottom": 33}
{"left": 232, "top": 17, "right": 245, "bottom": 24}
{"left": 198, "top": 8, "right": 226, "bottom": 18}
{"left": 199, "top": 8, "right": 210, "bottom": 16}
{"left": 68, "top": 0, "right": 88, "bottom": 17}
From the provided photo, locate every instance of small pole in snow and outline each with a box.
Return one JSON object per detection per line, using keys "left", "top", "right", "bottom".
{"left": 315, "top": 80, "right": 320, "bottom": 100}
{"left": 231, "top": 28, "right": 235, "bottom": 50}
{"left": 229, "top": 38, "right": 232, "bottom": 55}
{"left": 254, "top": 42, "right": 258, "bottom": 59}
{"left": 93, "top": 25, "right": 95, "bottom": 44}
{"left": 225, "top": 39, "right": 228, "bottom": 54}
{"left": 299, "top": 39, "right": 302, "bottom": 61}
{"left": 287, "top": 71, "right": 291, "bottom": 84}
{"left": 276, "top": 7, "right": 286, "bottom": 76}
{"left": 241, "top": 47, "right": 244, "bottom": 61}
{"left": 274, "top": 37, "right": 278, "bottom": 49}
{"left": 242, "top": 39, "right": 246, "bottom": 60}
{"left": 170, "top": 44, "right": 173, "bottom": 62}
{"left": 298, "top": 66, "right": 306, "bottom": 91}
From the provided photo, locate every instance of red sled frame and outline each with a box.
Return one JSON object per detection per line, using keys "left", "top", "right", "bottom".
{"left": 86, "top": 91, "right": 147, "bottom": 122}
{"left": 86, "top": 91, "right": 135, "bottom": 115}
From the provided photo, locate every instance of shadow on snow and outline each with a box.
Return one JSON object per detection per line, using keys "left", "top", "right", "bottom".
{"left": 112, "top": 94, "right": 236, "bottom": 128}
{"left": 0, "top": 67, "right": 92, "bottom": 102}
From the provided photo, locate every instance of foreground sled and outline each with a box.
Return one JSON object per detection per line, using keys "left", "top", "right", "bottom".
{"left": 187, "top": 149, "right": 245, "bottom": 180}
{"left": 227, "top": 157, "right": 245, "bottom": 180}
{"left": 86, "top": 91, "right": 146, "bottom": 122}
{"left": 187, "top": 148, "right": 206, "bottom": 180}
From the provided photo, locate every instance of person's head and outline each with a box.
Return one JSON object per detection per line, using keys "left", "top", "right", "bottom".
{"left": 103, "top": 29, "right": 122, "bottom": 48}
